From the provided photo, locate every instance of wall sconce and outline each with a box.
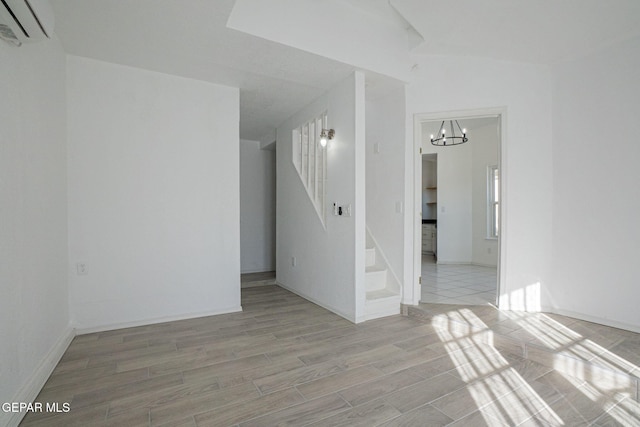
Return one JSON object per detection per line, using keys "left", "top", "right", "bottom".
{"left": 319, "top": 128, "right": 335, "bottom": 147}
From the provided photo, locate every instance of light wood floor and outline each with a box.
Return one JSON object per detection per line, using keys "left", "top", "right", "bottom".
{"left": 20, "top": 285, "right": 640, "bottom": 426}
{"left": 241, "top": 271, "right": 276, "bottom": 288}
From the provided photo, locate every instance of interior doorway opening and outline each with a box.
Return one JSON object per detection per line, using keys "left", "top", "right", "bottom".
{"left": 413, "top": 109, "right": 505, "bottom": 308}
{"left": 239, "top": 140, "right": 277, "bottom": 289}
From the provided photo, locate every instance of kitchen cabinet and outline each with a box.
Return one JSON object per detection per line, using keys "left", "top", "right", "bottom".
{"left": 422, "top": 224, "right": 437, "bottom": 255}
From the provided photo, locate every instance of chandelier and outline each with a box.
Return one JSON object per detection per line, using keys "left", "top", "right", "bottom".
{"left": 430, "top": 120, "right": 468, "bottom": 146}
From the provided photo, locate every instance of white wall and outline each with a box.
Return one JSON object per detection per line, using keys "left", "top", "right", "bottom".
{"left": 276, "top": 72, "right": 367, "bottom": 322}
{"left": 405, "top": 55, "right": 553, "bottom": 310}
{"left": 551, "top": 36, "right": 640, "bottom": 332}
{"left": 240, "top": 139, "right": 276, "bottom": 273}
{"left": 422, "top": 135, "right": 473, "bottom": 264}
{"left": 471, "top": 123, "right": 499, "bottom": 267}
{"left": 67, "top": 56, "right": 241, "bottom": 332}
{"left": 366, "top": 84, "right": 406, "bottom": 285}
{"left": 0, "top": 38, "right": 71, "bottom": 426}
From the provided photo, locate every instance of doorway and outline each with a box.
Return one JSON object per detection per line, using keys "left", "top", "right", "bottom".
{"left": 412, "top": 109, "right": 505, "bottom": 307}
{"left": 239, "top": 140, "right": 277, "bottom": 288}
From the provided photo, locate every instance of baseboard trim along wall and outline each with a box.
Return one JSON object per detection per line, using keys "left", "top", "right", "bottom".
{"left": 434, "top": 260, "right": 472, "bottom": 265}
{"left": 542, "top": 306, "right": 640, "bottom": 334}
{"left": 4, "top": 327, "right": 75, "bottom": 427}
{"left": 241, "top": 268, "right": 276, "bottom": 274}
{"left": 74, "top": 306, "right": 244, "bottom": 335}
{"left": 276, "top": 281, "right": 356, "bottom": 324}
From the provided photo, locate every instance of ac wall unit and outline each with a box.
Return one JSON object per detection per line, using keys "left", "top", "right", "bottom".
{"left": 0, "top": 0, "right": 54, "bottom": 46}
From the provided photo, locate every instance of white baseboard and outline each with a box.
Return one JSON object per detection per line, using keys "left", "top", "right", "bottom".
{"left": 542, "top": 306, "right": 640, "bottom": 334}
{"left": 435, "top": 260, "right": 497, "bottom": 268}
{"left": 471, "top": 262, "right": 498, "bottom": 268}
{"left": 241, "top": 268, "right": 276, "bottom": 274}
{"left": 4, "top": 326, "right": 75, "bottom": 427}
{"left": 74, "top": 306, "right": 243, "bottom": 335}
{"left": 276, "top": 281, "right": 356, "bottom": 323}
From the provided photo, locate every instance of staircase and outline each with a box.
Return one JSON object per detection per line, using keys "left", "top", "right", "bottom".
{"left": 363, "top": 229, "right": 401, "bottom": 321}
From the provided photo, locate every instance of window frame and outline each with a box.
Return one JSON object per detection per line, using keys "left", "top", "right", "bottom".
{"left": 487, "top": 165, "right": 499, "bottom": 239}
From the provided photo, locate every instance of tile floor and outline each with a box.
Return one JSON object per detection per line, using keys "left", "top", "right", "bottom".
{"left": 421, "top": 255, "right": 498, "bottom": 306}
{"left": 19, "top": 285, "right": 640, "bottom": 426}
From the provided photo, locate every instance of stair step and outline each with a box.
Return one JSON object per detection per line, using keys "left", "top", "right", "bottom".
{"left": 365, "top": 267, "right": 387, "bottom": 292}
{"left": 363, "top": 291, "right": 401, "bottom": 322}
{"left": 365, "top": 247, "right": 376, "bottom": 267}
{"left": 362, "top": 230, "right": 402, "bottom": 321}
{"left": 366, "top": 288, "right": 399, "bottom": 300}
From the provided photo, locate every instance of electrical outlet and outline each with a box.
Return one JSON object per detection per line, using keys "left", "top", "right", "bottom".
{"left": 76, "top": 262, "right": 88, "bottom": 275}
{"left": 291, "top": 256, "right": 297, "bottom": 267}
{"left": 345, "top": 204, "right": 352, "bottom": 217}
{"left": 487, "top": 247, "right": 492, "bottom": 254}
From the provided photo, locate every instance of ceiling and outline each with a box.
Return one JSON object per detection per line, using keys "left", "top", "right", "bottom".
{"left": 50, "top": 0, "right": 358, "bottom": 143}
{"left": 392, "top": 0, "right": 640, "bottom": 64}
{"left": 50, "top": 0, "right": 640, "bottom": 143}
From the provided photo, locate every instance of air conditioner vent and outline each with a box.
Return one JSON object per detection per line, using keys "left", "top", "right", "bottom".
{"left": 0, "top": 21, "right": 20, "bottom": 43}
{"left": 0, "top": 0, "right": 54, "bottom": 46}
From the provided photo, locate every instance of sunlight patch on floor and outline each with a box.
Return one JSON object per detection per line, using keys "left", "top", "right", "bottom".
{"left": 428, "top": 304, "right": 640, "bottom": 425}
{"left": 432, "top": 309, "right": 560, "bottom": 425}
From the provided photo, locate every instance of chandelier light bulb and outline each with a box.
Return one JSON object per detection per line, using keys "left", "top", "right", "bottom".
{"left": 430, "top": 119, "right": 468, "bottom": 147}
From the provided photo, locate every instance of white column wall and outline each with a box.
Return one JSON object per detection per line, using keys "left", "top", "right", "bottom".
{"left": 67, "top": 56, "right": 241, "bottom": 332}
{"left": 551, "top": 36, "right": 640, "bottom": 332}
{"left": 365, "top": 84, "right": 406, "bottom": 286}
{"left": 0, "top": 37, "right": 70, "bottom": 426}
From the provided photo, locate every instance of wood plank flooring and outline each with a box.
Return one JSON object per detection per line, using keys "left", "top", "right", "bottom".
{"left": 20, "top": 285, "right": 640, "bottom": 426}
{"left": 241, "top": 271, "right": 276, "bottom": 288}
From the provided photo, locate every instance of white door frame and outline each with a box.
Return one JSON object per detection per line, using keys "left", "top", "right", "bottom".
{"left": 411, "top": 107, "right": 507, "bottom": 307}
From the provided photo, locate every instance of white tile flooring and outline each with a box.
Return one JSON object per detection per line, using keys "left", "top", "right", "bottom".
{"left": 420, "top": 254, "right": 498, "bottom": 305}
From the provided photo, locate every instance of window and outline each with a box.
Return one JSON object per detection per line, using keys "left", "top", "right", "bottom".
{"left": 488, "top": 165, "right": 499, "bottom": 238}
